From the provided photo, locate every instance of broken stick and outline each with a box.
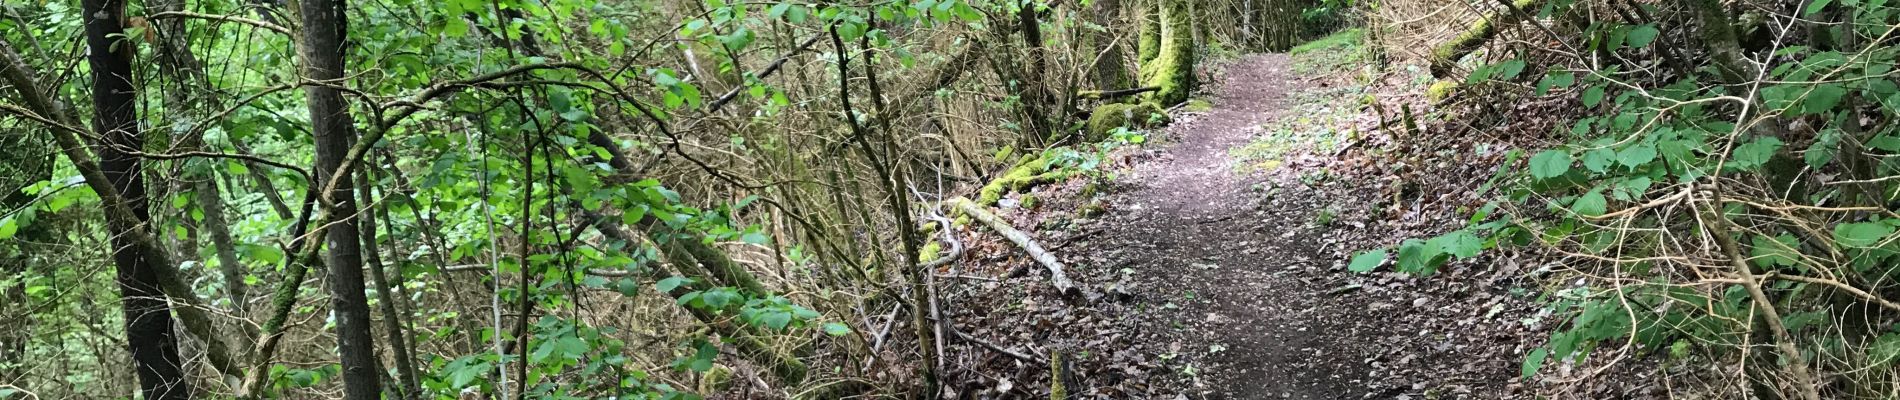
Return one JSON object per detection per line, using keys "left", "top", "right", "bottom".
{"left": 948, "top": 197, "right": 1080, "bottom": 296}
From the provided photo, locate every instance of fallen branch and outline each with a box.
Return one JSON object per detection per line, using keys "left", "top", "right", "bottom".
{"left": 1076, "top": 86, "right": 1160, "bottom": 100}
{"left": 951, "top": 328, "right": 1044, "bottom": 365}
{"left": 948, "top": 197, "right": 1080, "bottom": 296}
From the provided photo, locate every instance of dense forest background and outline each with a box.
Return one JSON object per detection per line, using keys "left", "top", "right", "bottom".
{"left": 3, "top": 0, "right": 1900, "bottom": 398}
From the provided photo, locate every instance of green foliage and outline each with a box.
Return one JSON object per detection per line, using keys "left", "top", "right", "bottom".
{"left": 1395, "top": 4, "right": 1900, "bottom": 391}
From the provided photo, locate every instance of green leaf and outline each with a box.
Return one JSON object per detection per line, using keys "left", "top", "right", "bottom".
{"left": 0, "top": 217, "right": 16, "bottom": 240}
{"left": 822, "top": 322, "right": 852, "bottom": 336}
{"left": 449, "top": 360, "right": 489, "bottom": 388}
{"left": 1494, "top": 60, "right": 1527, "bottom": 80}
{"left": 1617, "top": 143, "right": 1658, "bottom": 168}
{"left": 1536, "top": 71, "right": 1575, "bottom": 95}
{"left": 1833, "top": 221, "right": 1894, "bottom": 248}
{"left": 1347, "top": 249, "right": 1388, "bottom": 273}
{"left": 1871, "top": 333, "right": 1900, "bottom": 367}
{"left": 1750, "top": 234, "right": 1800, "bottom": 268}
{"left": 1395, "top": 238, "right": 1442, "bottom": 274}
{"left": 1581, "top": 86, "right": 1606, "bottom": 107}
{"left": 1573, "top": 190, "right": 1608, "bottom": 217}
{"left": 1626, "top": 24, "right": 1660, "bottom": 48}
{"left": 1805, "top": 0, "right": 1835, "bottom": 15}
{"left": 555, "top": 337, "right": 589, "bottom": 360}
{"left": 1431, "top": 230, "right": 1484, "bottom": 259}
{"left": 1803, "top": 84, "right": 1847, "bottom": 114}
{"left": 241, "top": 244, "right": 284, "bottom": 265}
{"left": 1529, "top": 150, "right": 1572, "bottom": 179}
{"left": 656, "top": 276, "right": 690, "bottom": 293}
{"left": 616, "top": 278, "right": 639, "bottom": 296}
{"left": 1582, "top": 148, "right": 1615, "bottom": 173}
{"left": 1522, "top": 348, "right": 1549, "bottom": 379}
{"left": 740, "top": 231, "right": 770, "bottom": 245}
{"left": 1728, "top": 137, "right": 1783, "bottom": 171}
{"left": 761, "top": 312, "right": 792, "bottom": 330}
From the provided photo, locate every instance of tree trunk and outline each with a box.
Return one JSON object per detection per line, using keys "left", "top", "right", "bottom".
{"left": 1137, "top": 0, "right": 1161, "bottom": 66}
{"left": 1143, "top": 0, "right": 1197, "bottom": 106}
{"left": 81, "top": 0, "right": 194, "bottom": 398}
{"left": 1686, "top": 0, "right": 1755, "bottom": 84}
{"left": 297, "top": 0, "right": 385, "bottom": 398}
{"left": 359, "top": 167, "right": 420, "bottom": 400}
{"left": 1085, "top": 0, "right": 1135, "bottom": 93}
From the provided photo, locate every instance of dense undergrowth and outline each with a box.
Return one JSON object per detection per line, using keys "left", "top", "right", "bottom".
{"left": 1350, "top": 0, "right": 1900, "bottom": 397}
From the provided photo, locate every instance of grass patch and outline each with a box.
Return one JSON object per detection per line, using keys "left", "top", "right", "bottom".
{"left": 1289, "top": 29, "right": 1367, "bottom": 75}
{"left": 1289, "top": 28, "right": 1363, "bottom": 55}
{"left": 1230, "top": 85, "right": 1361, "bottom": 174}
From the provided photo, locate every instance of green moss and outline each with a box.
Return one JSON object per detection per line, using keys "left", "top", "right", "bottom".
{"left": 1137, "top": 2, "right": 1161, "bottom": 65}
{"left": 1084, "top": 102, "right": 1170, "bottom": 141}
{"left": 1429, "top": 0, "right": 1542, "bottom": 77}
{"left": 1077, "top": 200, "right": 1106, "bottom": 218}
{"left": 918, "top": 240, "right": 942, "bottom": 263}
{"left": 974, "top": 151, "right": 1082, "bottom": 206}
{"left": 1426, "top": 80, "right": 1458, "bottom": 103}
{"left": 992, "top": 145, "right": 1016, "bottom": 163}
{"left": 1019, "top": 194, "right": 1039, "bottom": 209}
{"left": 1050, "top": 350, "right": 1068, "bottom": 400}
{"left": 977, "top": 154, "right": 1050, "bottom": 205}
{"left": 1142, "top": 0, "right": 1196, "bottom": 106}
{"left": 701, "top": 365, "right": 734, "bottom": 393}
{"left": 1182, "top": 99, "right": 1214, "bottom": 113}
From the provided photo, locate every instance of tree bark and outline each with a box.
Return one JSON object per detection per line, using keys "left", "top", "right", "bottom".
{"left": 297, "top": 0, "right": 385, "bottom": 398}
{"left": 358, "top": 167, "right": 420, "bottom": 400}
{"left": 1085, "top": 0, "right": 1135, "bottom": 92}
{"left": 80, "top": 0, "right": 194, "bottom": 398}
{"left": 1137, "top": 0, "right": 1161, "bottom": 66}
{"left": 1143, "top": 0, "right": 1197, "bottom": 106}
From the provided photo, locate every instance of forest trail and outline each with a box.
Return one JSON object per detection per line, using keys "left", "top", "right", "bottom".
{"left": 1098, "top": 54, "right": 1384, "bottom": 399}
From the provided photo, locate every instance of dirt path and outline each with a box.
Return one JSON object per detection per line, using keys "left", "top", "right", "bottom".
{"left": 1095, "top": 54, "right": 1386, "bottom": 399}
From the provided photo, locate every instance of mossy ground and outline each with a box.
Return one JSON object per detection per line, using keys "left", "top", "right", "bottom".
{"left": 1085, "top": 102, "right": 1171, "bottom": 141}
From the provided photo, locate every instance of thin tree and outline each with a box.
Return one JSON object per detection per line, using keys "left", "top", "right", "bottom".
{"left": 81, "top": 0, "right": 193, "bottom": 398}
{"left": 297, "top": 0, "right": 385, "bottom": 397}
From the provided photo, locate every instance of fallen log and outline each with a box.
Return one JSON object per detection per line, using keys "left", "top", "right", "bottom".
{"left": 1428, "top": 0, "right": 1546, "bottom": 78}
{"left": 948, "top": 197, "right": 1080, "bottom": 296}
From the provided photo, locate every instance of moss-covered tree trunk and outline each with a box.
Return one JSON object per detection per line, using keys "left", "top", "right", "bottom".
{"left": 1141, "top": 0, "right": 1197, "bottom": 106}
{"left": 1137, "top": 0, "right": 1161, "bottom": 66}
